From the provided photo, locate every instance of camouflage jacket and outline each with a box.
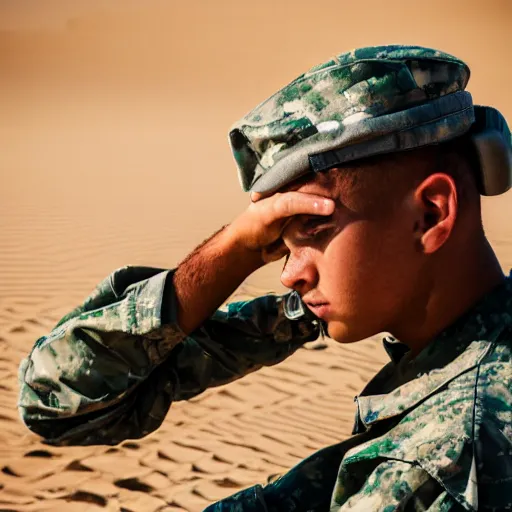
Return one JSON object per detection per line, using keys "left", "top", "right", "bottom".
{"left": 18, "top": 266, "right": 512, "bottom": 511}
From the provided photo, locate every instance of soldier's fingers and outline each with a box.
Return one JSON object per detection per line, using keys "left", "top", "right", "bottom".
{"left": 271, "top": 192, "right": 334, "bottom": 220}
{"left": 250, "top": 192, "right": 263, "bottom": 203}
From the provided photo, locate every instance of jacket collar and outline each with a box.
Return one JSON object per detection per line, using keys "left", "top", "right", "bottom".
{"left": 353, "top": 274, "right": 512, "bottom": 434}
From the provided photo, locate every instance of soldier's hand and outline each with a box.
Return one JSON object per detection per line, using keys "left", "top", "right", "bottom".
{"left": 227, "top": 191, "right": 334, "bottom": 264}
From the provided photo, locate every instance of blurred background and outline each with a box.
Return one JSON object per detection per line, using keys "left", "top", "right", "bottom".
{"left": 0, "top": 1, "right": 511, "bottom": 510}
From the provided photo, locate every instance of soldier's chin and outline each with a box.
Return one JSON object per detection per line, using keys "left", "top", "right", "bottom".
{"left": 324, "top": 320, "right": 370, "bottom": 344}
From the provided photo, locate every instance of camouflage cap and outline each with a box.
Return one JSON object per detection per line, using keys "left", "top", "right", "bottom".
{"left": 229, "top": 45, "right": 474, "bottom": 194}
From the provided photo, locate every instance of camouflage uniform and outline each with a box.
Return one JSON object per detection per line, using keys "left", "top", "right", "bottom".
{"left": 228, "top": 45, "right": 510, "bottom": 197}
{"left": 229, "top": 45, "right": 476, "bottom": 195}
{"left": 18, "top": 46, "right": 512, "bottom": 510}
{"left": 18, "top": 266, "right": 512, "bottom": 510}
{"left": 18, "top": 266, "right": 320, "bottom": 445}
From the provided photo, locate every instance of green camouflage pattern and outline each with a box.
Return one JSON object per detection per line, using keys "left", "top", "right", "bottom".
{"left": 18, "top": 268, "right": 512, "bottom": 510}
{"left": 204, "top": 275, "right": 512, "bottom": 511}
{"left": 229, "top": 45, "right": 472, "bottom": 193}
{"left": 18, "top": 266, "right": 320, "bottom": 445}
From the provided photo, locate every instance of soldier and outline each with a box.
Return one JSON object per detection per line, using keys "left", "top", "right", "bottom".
{"left": 18, "top": 46, "right": 512, "bottom": 510}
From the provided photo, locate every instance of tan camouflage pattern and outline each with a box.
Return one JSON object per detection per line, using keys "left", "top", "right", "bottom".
{"left": 229, "top": 45, "right": 472, "bottom": 193}
{"left": 18, "top": 268, "right": 512, "bottom": 510}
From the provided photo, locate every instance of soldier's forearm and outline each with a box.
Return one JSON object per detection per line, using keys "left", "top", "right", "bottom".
{"left": 172, "top": 224, "right": 264, "bottom": 335}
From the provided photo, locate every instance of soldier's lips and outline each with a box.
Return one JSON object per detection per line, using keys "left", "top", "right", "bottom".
{"left": 306, "top": 303, "right": 331, "bottom": 318}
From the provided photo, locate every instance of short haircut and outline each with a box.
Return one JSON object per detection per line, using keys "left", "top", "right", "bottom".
{"left": 295, "top": 134, "right": 482, "bottom": 217}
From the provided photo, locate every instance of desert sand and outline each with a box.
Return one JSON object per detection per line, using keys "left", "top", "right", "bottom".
{"left": 1, "top": 1, "right": 512, "bottom": 510}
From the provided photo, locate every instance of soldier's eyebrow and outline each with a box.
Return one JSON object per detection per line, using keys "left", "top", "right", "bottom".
{"left": 299, "top": 213, "right": 335, "bottom": 226}
{"left": 282, "top": 213, "right": 336, "bottom": 244}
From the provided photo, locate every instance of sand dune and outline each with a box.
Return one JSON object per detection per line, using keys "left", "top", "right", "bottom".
{"left": 0, "top": 298, "right": 388, "bottom": 510}
{"left": 1, "top": 1, "right": 512, "bottom": 510}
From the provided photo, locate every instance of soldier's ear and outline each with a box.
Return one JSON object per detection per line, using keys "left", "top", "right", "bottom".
{"left": 414, "top": 173, "right": 458, "bottom": 255}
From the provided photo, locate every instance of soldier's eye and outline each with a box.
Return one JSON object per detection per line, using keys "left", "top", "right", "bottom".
{"left": 304, "top": 217, "right": 327, "bottom": 229}
{"left": 299, "top": 215, "right": 334, "bottom": 239}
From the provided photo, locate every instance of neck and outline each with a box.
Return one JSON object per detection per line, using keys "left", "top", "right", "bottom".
{"left": 392, "top": 235, "right": 505, "bottom": 356}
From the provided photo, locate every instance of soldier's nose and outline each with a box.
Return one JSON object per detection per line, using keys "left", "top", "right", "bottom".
{"left": 280, "top": 253, "right": 318, "bottom": 291}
